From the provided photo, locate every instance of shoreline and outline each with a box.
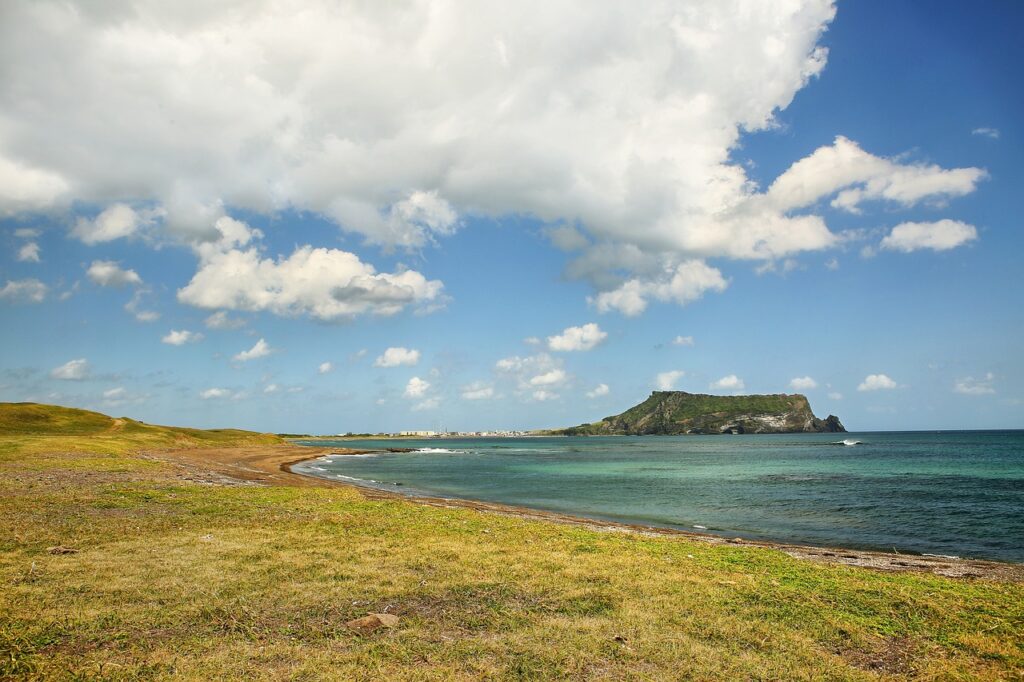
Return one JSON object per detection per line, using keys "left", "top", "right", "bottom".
{"left": 151, "top": 443, "right": 1023, "bottom": 581}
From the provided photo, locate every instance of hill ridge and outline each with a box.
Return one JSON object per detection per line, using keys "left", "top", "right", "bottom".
{"left": 556, "top": 391, "right": 845, "bottom": 435}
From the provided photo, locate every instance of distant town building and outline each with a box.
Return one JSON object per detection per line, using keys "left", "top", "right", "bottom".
{"left": 399, "top": 430, "right": 437, "bottom": 437}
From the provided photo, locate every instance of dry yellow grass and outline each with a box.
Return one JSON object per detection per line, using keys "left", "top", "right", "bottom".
{"left": 1, "top": 403, "right": 1022, "bottom": 680}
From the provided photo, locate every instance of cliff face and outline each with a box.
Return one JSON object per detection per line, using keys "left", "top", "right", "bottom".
{"left": 558, "top": 391, "right": 845, "bottom": 435}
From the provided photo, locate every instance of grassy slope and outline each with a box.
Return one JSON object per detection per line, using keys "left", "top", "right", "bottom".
{"left": 1, "top": 404, "right": 1022, "bottom": 680}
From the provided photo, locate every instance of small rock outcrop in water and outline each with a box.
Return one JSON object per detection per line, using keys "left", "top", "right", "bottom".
{"left": 555, "top": 391, "right": 846, "bottom": 435}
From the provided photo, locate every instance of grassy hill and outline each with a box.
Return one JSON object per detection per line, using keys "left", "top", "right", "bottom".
{"left": 1, "top": 403, "right": 1021, "bottom": 679}
{"left": 0, "top": 402, "right": 281, "bottom": 444}
{"left": 558, "top": 391, "right": 845, "bottom": 435}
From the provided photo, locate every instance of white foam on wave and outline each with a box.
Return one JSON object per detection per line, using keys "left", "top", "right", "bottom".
{"left": 416, "top": 447, "right": 462, "bottom": 454}
{"left": 693, "top": 524, "right": 707, "bottom": 530}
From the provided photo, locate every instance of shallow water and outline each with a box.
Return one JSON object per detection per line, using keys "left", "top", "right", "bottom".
{"left": 292, "top": 431, "right": 1024, "bottom": 562}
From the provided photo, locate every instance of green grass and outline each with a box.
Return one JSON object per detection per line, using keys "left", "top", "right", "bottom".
{"left": 1, "top": 403, "right": 1022, "bottom": 679}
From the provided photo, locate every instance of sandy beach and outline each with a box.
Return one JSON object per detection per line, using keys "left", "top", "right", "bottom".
{"left": 147, "top": 442, "right": 1024, "bottom": 582}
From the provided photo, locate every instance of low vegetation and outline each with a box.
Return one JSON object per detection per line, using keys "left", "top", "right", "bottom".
{"left": 1, "top": 403, "right": 1021, "bottom": 679}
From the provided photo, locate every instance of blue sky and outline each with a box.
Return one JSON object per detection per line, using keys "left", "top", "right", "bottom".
{"left": 1, "top": 0, "right": 1021, "bottom": 433}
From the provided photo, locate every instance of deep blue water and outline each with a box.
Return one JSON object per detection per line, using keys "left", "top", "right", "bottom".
{"left": 292, "top": 431, "right": 1024, "bottom": 562}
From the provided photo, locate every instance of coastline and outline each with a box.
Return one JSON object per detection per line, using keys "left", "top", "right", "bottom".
{"left": 150, "top": 443, "right": 1023, "bottom": 581}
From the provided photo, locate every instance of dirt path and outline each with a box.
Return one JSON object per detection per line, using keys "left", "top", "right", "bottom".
{"left": 146, "top": 443, "right": 1024, "bottom": 582}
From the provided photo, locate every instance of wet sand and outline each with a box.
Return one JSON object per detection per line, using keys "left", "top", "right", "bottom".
{"left": 147, "top": 443, "right": 1024, "bottom": 582}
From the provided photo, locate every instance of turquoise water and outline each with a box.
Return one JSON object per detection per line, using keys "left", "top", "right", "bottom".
{"left": 292, "top": 432, "right": 1024, "bottom": 562}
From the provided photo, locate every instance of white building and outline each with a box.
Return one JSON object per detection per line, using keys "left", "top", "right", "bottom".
{"left": 399, "top": 430, "right": 437, "bottom": 437}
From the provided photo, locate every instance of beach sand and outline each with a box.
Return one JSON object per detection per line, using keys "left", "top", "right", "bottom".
{"left": 147, "top": 443, "right": 1024, "bottom": 582}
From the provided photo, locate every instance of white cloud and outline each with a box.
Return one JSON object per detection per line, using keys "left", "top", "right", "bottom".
{"left": 0, "top": 2, "right": 986, "bottom": 313}
{"left": 586, "top": 383, "right": 610, "bottom": 398}
{"left": 125, "top": 289, "right": 159, "bottom": 322}
{"left": 0, "top": 155, "right": 68, "bottom": 215}
{"left": 971, "top": 127, "right": 1000, "bottom": 139}
{"left": 496, "top": 352, "right": 568, "bottom": 399}
{"left": 0, "top": 278, "right": 47, "bottom": 303}
{"left": 14, "top": 228, "right": 40, "bottom": 238}
{"left": 263, "top": 383, "right": 279, "bottom": 394}
{"left": 710, "top": 374, "right": 745, "bottom": 391}
{"left": 161, "top": 329, "right": 203, "bottom": 346}
{"left": 954, "top": 373, "right": 995, "bottom": 396}
{"left": 767, "top": 136, "right": 985, "bottom": 215}
{"left": 103, "top": 387, "right": 125, "bottom": 399}
{"left": 825, "top": 257, "right": 839, "bottom": 271}
{"left": 178, "top": 221, "right": 444, "bottom": 321}
{"left": 412, "top": 396, "right": 441, "bottom": 411}
{"left": 880, "top": 220, "right": 978, "bottom": 253}
{"left": 656, "top": 370, "right": 685, "bottom": 391}
{"left": 532, "top": 390, "right": 558, "bottom": 402}
{"left": 672, "top": 335, "right": 695, "bottom": 347}
{"left": 529, "top": 369, "right": 567, "bottom": 387}
{"left": 789, "top": 376, "right": 818, "bottom": 390}
{"left": 16, "top": 242, "right": 40, "bottom": 262}
{"left": 318, "top": 361, "right": 334, "bottom": 375}
{"left": 547, "top": 323, "right": 607, "bottom": 352}
{"left": 404, "top": 376, "right": 430, "bottom": 399}
{"left": 204, "top": 310, "right": 245, "bottom": 330}
{"left": 857, "top": 374, "right": 898, "bottom": 391}
{"left": 71, "top": 203, "right": 157, "bottom": 244}
{"left": 50, "top": 358, "right": 89, "bottom": 380}
{"left": 374, "top": 347, "right": 421, "bottom": 368}
{"left": 592, "top": 261, "right": 728, "bottom": 316}
{"left": 86, "top": 260, "right": 142, "bottom": 288}
{"left": 233, "top": 338, "right": 272, "bottom": 362}
{"left": 200, "top": 387, "right": 231, "bottom": 399}
{"left": 827, "top": 391, "right": 843, "bottom": 400}
{"left": 461, "top": 382, "right": 496, "bottom": 400}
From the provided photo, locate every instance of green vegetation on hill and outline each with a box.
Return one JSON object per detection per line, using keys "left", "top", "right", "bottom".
{"left": 558, "top": 391, "right": 845, "bottom": 435}
{"left": 1, "top": 404, "right": 1020, "bottom": 679}
{"left": 0, "top": 403, "right": 281, "bottom": 471}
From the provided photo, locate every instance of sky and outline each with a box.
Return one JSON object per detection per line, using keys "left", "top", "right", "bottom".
{"left": 1, "top": 0, "right": 1021, "bottom": 433}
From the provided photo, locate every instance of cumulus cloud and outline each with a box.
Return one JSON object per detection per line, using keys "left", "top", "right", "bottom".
{"left": 0, "top": 1, "right": 987, "bottom": 312}
{"left": 496, "top": 352, "right": 568, "bottom": 399}
{"left": 880, "top": 220, "right": 978, "bottom": 253}
{"left": 161, "top": 329, "right": 203, "bottom": 346}
{"left": 374, "top": 347, "right": 421, "bottom": 368}
{"left": 789, "top": 376, "right": 818, "bottom": 390}
{"left": 0, "top": 278, "right": 47, "bottom": 303}
{"left": 971, "top": 127, "right": 1000, "bottom": 139}
{"left": 50, "top": 358, "right": 89, "bottom": 380}
{"left": 86, "top": 260, "right": 142, "bottom": 288}
{"left": 233, "top": 338, "right": 272, "bottom": 362}
{"left": 17, "top": 242, "right": 40, "bottom": 262}
{"left": 547, "top": 323, "right": 607, "bottom": 352}
{"left": 318, "top": 361, "right": 333, "bottom": 375}
{"left": 124, "top": 289, "right": 159, "bottom": 322}
{"left": 857, "top": 374, "right": 897, "bottom": 391}
{"left": 672, "top": 335, "right": 695, "bottom": 347}
{"left": 531, "top": 390, "right": 558, "bottom": 402}
{"left": 461, "top": 382, "right": 496, "bottom": 400}
{"left": 204, "top": 310, "right": 245, "bottom": 330}
{"left": 404, "top": 376, "right": 430, "bottom": 399}
{"left": 529, "top": 369, "right": 567, "bottom": 387}
{"left": 592, "top": 261, "right": 728, "bottom": 316}
{"left": 767, "top": 136, "right": 985, "bottom": 215}
{"left": 177, "top": 217, "right": 444, "bottom": 321}
{"left": 710, "top": 374, "right": 745, "bottom": 391}
{"left": 586, "top": 383, "right": 610, "bottom": 398}
{"left": 656, "top": 370, "right": 685, "bottom": 391}
{"left": 954, "top": 373, "right": 995, "bottom": 396}
{"left": 71, "top": 203, "right": 159, "bottom": 244}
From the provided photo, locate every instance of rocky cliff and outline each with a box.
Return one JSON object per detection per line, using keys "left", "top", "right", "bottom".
{"left": 557, "top": 391, "right": 845, "bottom": 435}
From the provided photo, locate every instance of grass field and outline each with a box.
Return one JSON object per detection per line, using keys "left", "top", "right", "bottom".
{"left": 1, "top": 403, "right": 1022, "bottom": 680}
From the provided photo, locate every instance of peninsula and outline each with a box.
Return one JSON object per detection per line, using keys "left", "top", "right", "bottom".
{"left": 555, "top": 391, "right": 845, "bottom": 435}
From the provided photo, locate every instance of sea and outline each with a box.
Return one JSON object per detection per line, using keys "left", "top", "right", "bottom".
{"left": 291, "top": 431, "right": 1024, "bottom": 563}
